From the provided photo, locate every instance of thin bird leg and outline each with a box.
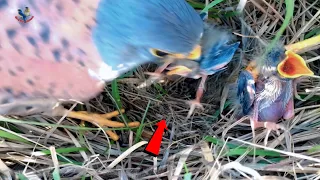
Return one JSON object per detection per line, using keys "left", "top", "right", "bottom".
{"left": 137, "top": 59, "right": 174, "bottom": 88}
{"left": 283, "top": 96, "right": 294, "bottom": 120}
{"left": 52, "top": 107, "right": 140, "bottom": 141}
{"left": 186, "top": 75, "right": 207, "bottom": 119}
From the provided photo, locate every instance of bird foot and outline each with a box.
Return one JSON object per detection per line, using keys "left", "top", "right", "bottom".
{"left": 186, "top": 100, "right": 204, "bottom": 119}
{"left": 253, "top": 121, "right": 285, "bottom": 132}
{"left": 137, "top": 72, "right": 165, "bottom": 88}
{"left": 251, "top": 121, "right": 285, "bottom": 146}
{"left": 52, "top": 107, "right": 140, "bottom": 141}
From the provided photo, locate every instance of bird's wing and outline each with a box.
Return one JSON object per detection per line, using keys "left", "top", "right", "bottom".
{"left": 237, "top": 70, "right": 256, "bottom": 115}
{"left": 2, "top": 0, "right": 102, "bottom": 66}
{"left": 199, "top": 23, "right": 240, "bottom": 75}
{"left": 200, "top": 42, "right": 240, "bottom": 75}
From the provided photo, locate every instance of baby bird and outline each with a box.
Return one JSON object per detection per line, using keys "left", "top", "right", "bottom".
{"left": 236, "top": 42, "right": 315, "bottom": 139}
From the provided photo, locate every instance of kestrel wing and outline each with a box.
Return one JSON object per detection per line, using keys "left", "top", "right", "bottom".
{"left": 0, "top": 0, "right": 105, "bottom": 102}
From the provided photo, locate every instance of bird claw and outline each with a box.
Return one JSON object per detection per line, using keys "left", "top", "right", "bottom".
{"left": 52, "top": 108, "right": 140, "bottom": 141}
{"left": 263, "top": 122, "right": 285, "bottom": 131}
{"left": 186, "top": 100, "right": 204, "bottom": 119}
{"left": 262, "top": 122, "right": 285, "bottom": 146}
{"left": 251, "top": 121, "right": 285, "bottom": 146}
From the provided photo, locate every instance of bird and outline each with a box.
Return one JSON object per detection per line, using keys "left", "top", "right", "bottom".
{"left": 235, "top": 35, "right": 320, "bottom": 142}
{"left": 24, "top": 7, "right": 30, "bottom": 16}
{"left": 139, "top": 12, "right": 240, "bottom": 119}
{"left": 17, "top": 9, "right": 26, "bottom": 23}
{"left": 0, "top": 0, "right": 204, "bottom": 141}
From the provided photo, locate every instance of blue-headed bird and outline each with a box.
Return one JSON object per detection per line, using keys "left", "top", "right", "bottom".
{"left": 0, "top": 0, "right": 205, "bottom": 141}
{"left": 17, "top": 9, "right": 26, "bottom": 23}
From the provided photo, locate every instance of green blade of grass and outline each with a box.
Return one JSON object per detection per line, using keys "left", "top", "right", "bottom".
{"left": 188, "top": 0, "right": 239, "bottom": 18}
{"left": 111, "top": 80, "right": 123, "bottom": 108}
{"left": 57, "top": 156, "right": 82, "bottom": 165}
{"left": 305, "top": 27, "right": 320, "bottom": 39}
{"left": 205, "top": 136, "right": 281, "bottom": 157}
{"left": 17, "top": 173, "right": 29, "bottom": 180}
{"left": 298, "top": 94, "right": 320, "bottom": 101}
{"left": 52, "top": 169, "right": 61, "bottom": 180}
{"left": 211, "top": 100, "right": 232, "bottom": 121}
{"left": 204, "top": 136, "right": 238, "bottom": 149}
{"left": 111, "top": 79, "right": 130, "bottom": 126}
{"left": 0, "top": 130, "right": 31, "bottom": 144}
{"left": 308, "top": 145, "right": 320, "bottom": 153}
{"left": 257, "top": 157, "right": 285, "bottom": 164}
{"left": 184, "top": 163, "right": 192, "bottom": 180}
{"left": 154, "top": 83, "right": 168, "bottom": 99}
{"left": 33, "top": 147, "right": 88, "bottom": 156}
{"left": 201, "top": 0, "right": 225, "bottom": 14}
{"left": 0, "top": 122, "right": 23, "bottom": 133}
{"left": 184, "top": 173, "right": 192, "bottom": 180}
{"left": 228, "top": 148, "right": 280, "bottom": 157}
{"left": 134, "top": 100, "right": 151, "bottom": 144}
{"left": 187, "top": 0, "right": 205, "bottom": 9}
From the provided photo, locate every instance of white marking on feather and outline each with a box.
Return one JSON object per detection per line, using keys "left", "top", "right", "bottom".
{"left": 246, "top": 86, "right": 255, "bottom": 100}
{"left": 247, "top": 79, "right": 255, "bottom": 85}
{"left": 88, "top": 63, "right": 120, "bottom": 82}
{"left": 256, "top": 77, "right": 282, "bottom": 110}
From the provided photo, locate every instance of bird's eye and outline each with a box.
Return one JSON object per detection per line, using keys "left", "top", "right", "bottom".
{"left": 150, "top": 49, "right": 170, "bottom": 58}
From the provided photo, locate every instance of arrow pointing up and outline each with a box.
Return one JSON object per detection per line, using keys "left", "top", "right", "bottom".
{"left": 144, "top": 119, "right": 168, "bottom": 157}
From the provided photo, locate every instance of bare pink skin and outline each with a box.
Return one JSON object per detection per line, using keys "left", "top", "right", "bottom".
{"left": 0, "top": 0, "right": 106, "bottom": 103}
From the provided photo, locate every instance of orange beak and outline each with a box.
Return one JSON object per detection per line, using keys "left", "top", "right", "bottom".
{"left": 245, "top": 61, "right": 259, "bottom": 80}
{"left": 166, "top": 66, "right": 193, "bottom": 76}
{"left": 277, "top": 51, "right": 314, "bottom": 78}
{"left": 173, "top": 45, "right": 201, "bottom": 60}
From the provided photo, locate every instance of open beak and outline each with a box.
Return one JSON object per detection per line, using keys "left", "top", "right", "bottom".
{"left": 277, "top": 51, "right": 314, "bottom": 78}
{"left": 166, "top": 65, "right": 193, "bottom": 76}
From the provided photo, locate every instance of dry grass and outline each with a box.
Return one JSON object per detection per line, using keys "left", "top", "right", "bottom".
{"left": 1, "top": 0, "right": 320, "bottom": 179}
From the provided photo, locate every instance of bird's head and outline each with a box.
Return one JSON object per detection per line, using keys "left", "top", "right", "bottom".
{"left": 164, "top": 23, "right": 240, "bottom": 78}
{"left": 262, "top": 46, "right": 314, "bottom": 79}
{"left": 92, "top": 0, "right": 204, "bottom": 80}
{"left": 18, "top": 9, "right": 22, "bottom": 12}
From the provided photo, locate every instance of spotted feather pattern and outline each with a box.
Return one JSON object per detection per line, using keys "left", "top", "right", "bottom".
{"left": 0, "top": 0, "right": 105, "bottom": 103}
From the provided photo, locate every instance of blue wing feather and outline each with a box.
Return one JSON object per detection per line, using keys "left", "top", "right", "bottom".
{"left": 198, "top": 23, "right": 240, "bottom": 75}
{"left": 200, "top": 42, "right": 240, "bottom": 74}
{"left": 237, "top": 70, "right": 256, "bottom": 115}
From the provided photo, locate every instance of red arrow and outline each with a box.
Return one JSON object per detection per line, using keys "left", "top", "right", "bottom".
{"left": 144, "top": 119, "right": 168, "bottom": 157}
